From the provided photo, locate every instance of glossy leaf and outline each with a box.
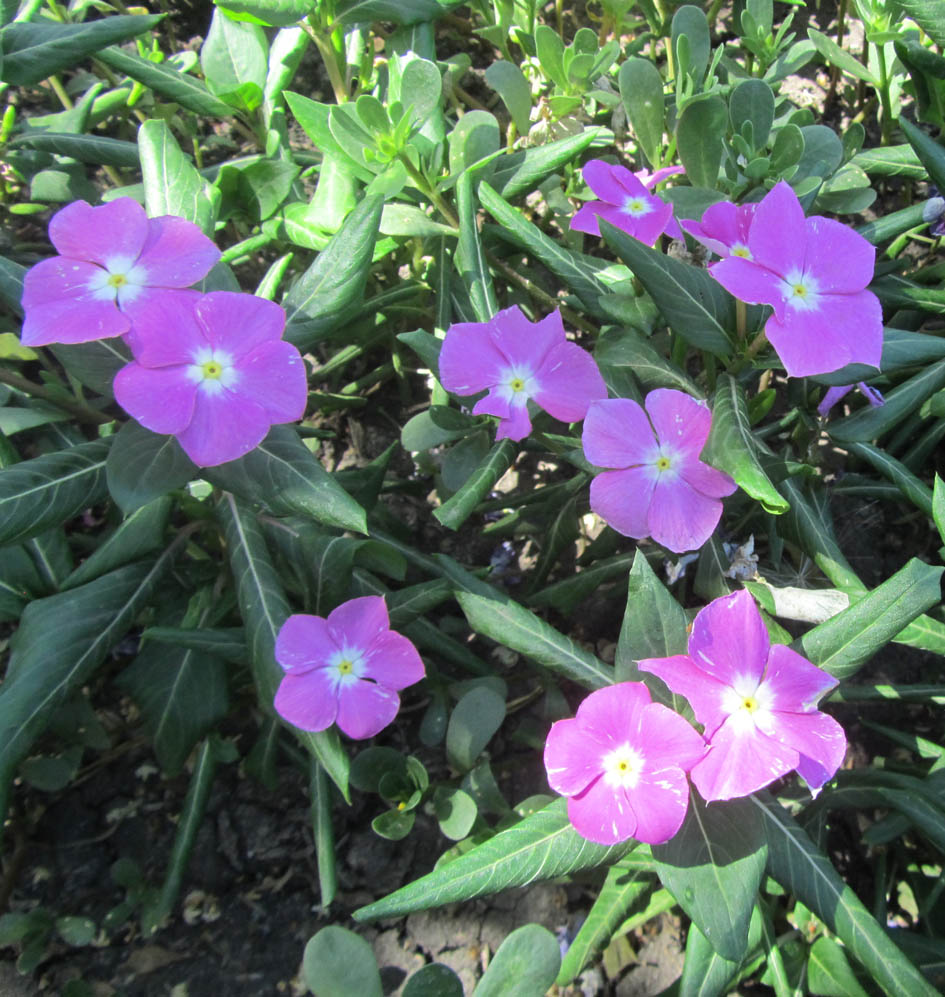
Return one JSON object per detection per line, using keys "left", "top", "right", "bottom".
{"left": 619, "top": 58, "right": 665, "bottom": 169}
{"left": 492, "top": 128, "right": 603, "bottom": 200}
{"left": 846, "top": 443, "right": 934, "bottom": 518}
{"left": 473, "top": 924, "right": 560, "bottom": 997}
{"left": 434, "top": 439, "right": 516, "bottom": 531}
{"left": 702, "top": 375, "right": 789, "bottom": 514}
{"left": 200, "top": 8, "right": 268, "bottom": 108}
{"left": 595, "top": 326, "right": 702, "bottom": 396}
{"left": 0, "top": 440, "right": 110, "bottom": 547}
{"left": 106, "top": 422, "right": 197, "bottom": 515}
{"left": 354, "top": 799, "right": 636, "bottom": 920}
{"left": 142, "top": 626, "right": 246, "bottom": 664}
{"left": 890, "top": 0, "right": 945, "bottom": 49}
{"left": 333, "top": 0, "right": 462, "bottom": 26}
{"left": 10, "top": 132, "right": 140, "bottom": 167}
{"left": 215, "top": 0, "right": 313, "bottom": 26}
{"left": 455, "top": 170, "right": 498, "bottom": 323}
{"left": 808, "top": 27, "right": 878, "bottom": 83}
{"left": 303, "top": 926, "right": 382, "bottom": 997}
{"left": 729, "top": 79, "right": 775, "bottom": 150}
{"left": 402, "top": 964, "right": 463, "bottom": 997}
{"left": 676, "top": 96, "right": 727, "bottom": 189}
{"left": 808, "top": 935, "right": 871, "bottom": 997}
{"left": 50, "top": 337, "right": 130, "bottom": 395}
{"left": 900, "top": 116, "right": 945, "bottom": 194}
{"left": 446, "top": 686, "right": 506, "bottom": 771}
{"left": 679, "top": 923, "right": 740, "bottom": 997}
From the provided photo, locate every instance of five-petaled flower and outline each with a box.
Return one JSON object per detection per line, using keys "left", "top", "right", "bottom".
{"left": 544, "top": 682, "right": 706, "bottom": 845}
{"left": 570, "top": 160, "right": 679, "bottom": 246}
{"left": 582, "top": 390, "right": 736, "bottom": 553}
{"left": 21, "top": 197, "right": 220, "bottom": 347}
{"left": 706, "top": 181, "right": 883, "bottom": 377}
{"left": 438, "top": 305, "right": 606, "bottom": 442}
{"left": 274, "top": 596, "right": 425, "bottom": 740}
{"left": 639, "top": 589, "right": 847, "bottom": 801}
{"left": 113, "top": 290, "right": 307, "bottom": 467}
{"left": 680, "top": 200, "right": 756, "bottom": 259}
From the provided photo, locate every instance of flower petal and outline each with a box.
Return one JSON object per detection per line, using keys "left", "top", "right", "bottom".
{"left": 678, "top": 458, "right": 737, "bottom": 499}
{"left": 532, "top": 341, "right": 606, "bottom": 423}
{"left": 232, "top": 341, "right": 308, "bottom": 423}
{"left": 362, "top": 632, "right": 425, "bottom": 690}
{"left": 763, "top": 644, "right": 838, "bottom": 713}
{"left": 747, "top": 181, "right": 806, "bottom": 277}
{"left": 582, "top": 398, "right": 658, "bottom": 469}
{"left": 195, "top": 292, "right": 286, "bottom": 356}
{"left": 48, "top": 198, "right": 149, "bottom": 269}
{"left": 647, "top": 474, "right": 724, "bottom": 552}
{"left": 495, "top": 401, "right": 533, "bottom": 441}
{"left": 327, "top": 596, "right": 390, "bottom": 652}
{"left": 637, "top": 654, "right": 732, "bottom": 738}
{"left": 803, "top": 216, "right": 875, "bottom": 294}
{"left": 175, "top": 391, "right": 272, "bottom": 467}
{"left": 570, "top": 202, "right": 604, "bottom": 237}
{"left": 583, "top": 159, "right": 646, "bottom": 203}
{"left": 574, "top": 682, "right": 653, "bottom": 748}
{"left": 567, "top": 775, "right": 638, "bottom": 844}
{"left": 491, "top": 307, "right": 564, "bottom": 371}
{"left": 21, "top": 294, "right": 128, "bottom": 347}
{"left": 629, "top": 767, "right": 692, "bottom": 844}
{"left": 439, "top": 321, "right": 507, "bottom": 396}
{"left": 544, "top": 716, "right": 607, "bottom": 797}
{"left": 121, "top": 290, "right": 205, "bottom": 365}
{"left": 274, "top": 668, "right": 338, "bottom": 732}
{"left": 135, "top": 215, "right": 221, "bottom": 288}
{"left": 335, "top": 680, "right": 400, "bottom": 739}
{"left": 113, "top": 363, "right": 197, "bottom": 435}
{"left": 585, "top": 201, "right": 672, "bottom": 247}
{"left": 637, "top": 702, "right": 707, "bottom": 773}
{"left": 590, "top": 466, "right": 658, "bottom": 539}
{"left": 710, "top": 256, "right": 786, "bottom": 316}
{"left": 645, "top": 389, "right": 711, "bottom": 458}
{"left": 681, "top": 201, "right": 741, "bottom": 257}
{"left": 275, "top": 614, "right": 334, "bottom": 674}
{"left": 689, "top": 590, "right": 770, "bottom": 688}
{"left": 758, "top": 709, "right": 846, "bottom": 791}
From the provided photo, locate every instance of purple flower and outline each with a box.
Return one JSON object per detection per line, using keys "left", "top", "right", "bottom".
{"left": 582, "top": 390, "right": 736, "bottom": 553}
{"left": 21, "top": 198, "right": 220, "bottom": 347}
{"left": 680, "top": 200, "right": 756, "bottom": 259}
{"left": 112, "top": 291, "right": 307, "bottom": 467}
{"left": 639, "top": 590, "right": 847, "bottom": 801}
{"left": 274, "top": 596, "right": 425, "bottom": 740}
{"left": 438, "top": 305, "right": 606, "bottom": 442}
{"left": 570, "top": 160, "right": 677, "bottom": 246}
{"left": 708, "top": 181, "right": 883, "bottom": 378}
{"left": 544, "top": 682, "right": 706, "bottom": 845}
{"left": 817, "top": 381, "right": 885, "bottom": 418}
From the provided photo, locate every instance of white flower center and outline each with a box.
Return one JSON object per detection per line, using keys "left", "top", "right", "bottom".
{"left": 622, "top": 196, "right": 653, "bottom": 218}
{"left": 722, "top": 674, "right": 775, "bottom": 735}
{"left": 498, "top": 366, "right": 538, "bottom": 405}
{"left": 730, "top": 242, "right": 752, "bottom": 259}
{"left": 87, "top": 254, "right": 148, "bottom": 305}
{"left": 327, "top": 647, "right": 366, "bottom": 688}
{"left": 602, "top": 742, "right": 645, "bottom": 789}
{"left": 781, "top": 269, "right": 821, "bottom": 312}
{"left": 186, "top": 347, "right": 239, "bottom": 395}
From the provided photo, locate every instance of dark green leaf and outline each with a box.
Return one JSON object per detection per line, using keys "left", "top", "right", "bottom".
{"left": 808, "top": 27, "right": 877, "bottom": 83}
{"left": 893, "top": 0, "right": 945, "bottom": 48}
{"left": 333, "top": 0, "right": 462, "bottom": 26}
{"left": 808, "top": 935, "right": 871, "bottom": 997}
{"left": 214, "top": 0, "right": 313, "bottom": 27}
{"left": 142, "top": 626, "right": 246, "bottom": 664}
{"left": 10, "top": 131, "right": 139, "bottom": 167}
{"left": 434, "top": 438, "right": 516, "bottom": 530}
{"left": 200, "top": 8, "right": 268, "bottom": 104}
{"left": 455, "top": 170, "right": 497, "bottom": 323}
{"left": 619, "top": 58, "right": 665, "bottom": 169}
{"left": 676, "top": 95, "right": 727, "bottom": 189}
{"left": 402, "top": 963, "right": 463, "bottom": 997}
{"left": 50, "top": 337, "right": 130, "bottom": 395}
{"left": 492, "top": 128, "right": 604, "bottom": 200}
{"left": 900, "top": 116, "right": 945, "bottom": 194}
{"left": 851, "top": 144, "right": 925, "bottom": 179}
{"left": 446, "top": 686, "right": 506, "bottom": 771}
{"left": 106, "top": 422, "right": 197, "bottom": 515}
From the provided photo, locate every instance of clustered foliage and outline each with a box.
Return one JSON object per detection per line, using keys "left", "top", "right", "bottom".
{"left": 1, "top": 0, "right": 945, "bottom": 994}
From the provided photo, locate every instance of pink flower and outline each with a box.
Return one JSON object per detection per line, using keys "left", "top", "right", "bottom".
{"left": 582, "top": 390, "right": 736, "bottom": 553}
{"left": 438, "top": 306, "right": 606, "bottom": 442}
{"left": 274, "top": 596, "right": 425, "bottom": 740}
{"left": 817, "top": 381, "right": 884, "bottom": 417}
{"left": 113, "top": 291, "right": 307, "bottom": 467}
{"left": 21, "top": 198, "right": 220, "bottom": 347}
{"left": 544, "top": 683, "right": 706, "bottom": 845}
{"left": 707, "top": 181, "right": 883, "bottom": 377}
{"left": 680, "top": 200, "right": 756, "bottom": 259}
{"left": 570, "top": 160, "right": 678, "bottom": 245}
{"left": 639, "top": 590, "right": 847, "bottom": 802}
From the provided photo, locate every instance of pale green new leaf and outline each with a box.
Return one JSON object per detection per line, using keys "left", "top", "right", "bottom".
{"left": 474, "top": 924, "right": 560, "bottom": 997}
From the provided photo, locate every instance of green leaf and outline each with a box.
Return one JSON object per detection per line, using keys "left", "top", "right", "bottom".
{"left": 401, "top": 406, "right": 476, "bottom": 451}
{"left": 434, "top": 787, "right": 478, "bottom": 840}
{"left": 851, "top": 144, "right": 925, "bottom": 179}
{"left": 702, "top": 375, "right": 789, "bottom": 514}
{"left": 479, "top": 181, "right": 608, "bottom": 317}
{"left": 484, "top": 61, "right": 532, "bottom": 135}
{"left": 10, "top": 131, "right": 139, "bottom": 167}
{"left": 282, "top": 194, "right": 383, "bottom": 349}
{"left": 62, "top": 497, "right": 171, "bottom": 589}
{"left": 890, "top": 0, "right": 945, "bottom": 49}
{"left": 215, "top": 0, "right": 313, "bottom": 27}
{"left": 333, "top": 0, "right": 462, "bottom": 26}
{"left": 473, "top": 924, "right": 561, "bottom": 997}
{"left": 600, "top": 221, "right": 733, "bottom": 357}
{"left": 0, "top": 440, "right": 110, "bottom": 547}
{"left": 403, "top": 964, "right": 463, "bottom": 997}
{"left": 492, "top": 128, "right": 604, "bottom": 200}
{"left": 200, "top": 8, "right": 268, "bottom": 107}
{"left": 653, "top": 796, "right": 767, "bottom": 962}
{"left": 97, "top": 45, "right": 232, "bottom": 117}
{"left": 106, "top": 422, "right": 197, "bottom": 515}
{"left": 143, "top": 626, "right": 246, "bottom": 663}
{"left": 615, "top": 550, "right": 688, "bottom": 684}
{"left": 456, "top": 590, "right": 614, "bottom": 690}
{"left": 138, "top": 119, "right": 217, "bottom": 236}
{"left": 303, "top": 926, "right": 382, "bottom": 997}
{"left": 794, "top": 557, "right": 944, "bottom": 681}
{"left": 446, "top": 686, "right": 506, "bottom": 771}
{"left": 676, "top": 95, "right": 727, "bottom": 189}
{"left": 117, "top": 640, "right": 229, "bottom": 776}
{"left": 455, "top": 170, "right": 498, "bottom": 323}
{"left": 218, "top": 493, "right": 350, "bottom": 801}
{"left": 752, "top": 793, "right": 940, "bottom": 997}
{"left": 807, "top": 27, "right": 878, "bottom": 83}
{"left": 618, "top": 58, "right": 665, "bottom": 169}
{"left": 845, "top": 443, "right": 934, "bottom": 518}
{"left": 729, "top": 79, "right": 775, "bottom": 150}
{"left": 0, "top": 557, "right": 175, "bottom": 789}
{"left": 434, "top": 438, "right": 516, "bottom": 531}
{"left": 354, "top": 799, "right": 636, "bottom": 920}
{"left": 900, "top": 116, "right": 945, "bottom": 194}
{"left": 934, "top": 474, "right": 945, "bottom": 547}
{"left": 205, "top": 426, "right": 366, "bottom": 535}
{"left": 49, "top": 337, "right": 130, "bottom": 396}
{"left": 679, "top": 922, "right": 742, "bottom": 997}
{"left": 557, "top": 860, "right": 652, "bottom": 984}
{"left": 808, "top": 935, "right": 871, "bottom": 997}
{"left": 672, "top": 4, "right": 710, "bottom": 83}
{"left": 0, "top": 14, "right": 164, "bottom": 87}
{"left": 595, "top": 326, "right": 702, "bottom": 396}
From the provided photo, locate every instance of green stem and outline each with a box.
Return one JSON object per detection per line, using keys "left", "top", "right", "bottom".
{"left": 875, "top": 43, "right": 893, "bottom": 146}
{"left": 220, "top": 231, "right": 276, "bottom": 264}
{"left": 736, "top": 298, "right": 747, "bottom": 340}
{"left": 305, "top": 19, "right": 348, "bottom": 104}
{"left": 310, "top": 761, "right": 337, "bottom": 907}
{"left": 706, "top": 0, "right": 725, "bottom": 34}
{"left": 730, "top": 328, "right": 768, "bottom": 374}
{"left": 398, "top": 153, "right": 459, "bottom": 228}
{"left": 0, "top": 366, "right": 112, "bottom": 425}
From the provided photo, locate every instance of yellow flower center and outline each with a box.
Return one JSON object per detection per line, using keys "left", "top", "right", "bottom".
{"left": 509, "top": 377, "right": 525, "bottom": 393}
{"left": 742, "top": 695, "right": 759, "bottom": 712}
{"left": 107, "top": 273, "right": 128, "bottom": 288}
{"left": 337, "top": 658, "right": 354, "bottom": 675}
{"left": 792, "top": 283, "right": 808, "bottom": 298}
{"left": 731, "top": 245, "right": 751, "bottom": 258}
{"left": 602, "top": 743, "right": 644, "bottom": 789}
{"left": 201, "top": 360, "right": 224, "bottom": 380}
{"left": 656, "top": 456, "right": 672, "bottom": 471}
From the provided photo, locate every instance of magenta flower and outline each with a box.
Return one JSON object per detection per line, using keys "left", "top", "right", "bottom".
{"left": 817, "top": 381, "right": 884, "bottom": 418}
{"left": 438, "top": 306, "right": 606, "bottom": 442}
{"left": 582, "top": 390, "right": 736, "bottom": 553}
{"left": 544, "top": 682, "right": 706, "bottom": 845}
{"left": 680, "top": 200, "right": 756, "bottom": 259}
{"left": 639, "top": 590, "right": 847, "bottom": 802}
{"left": 113, "top": 291, "right": 307, "bottom": 467}
{"left": 707, "top": 181, "right": 883, "bottom": 377}
{"left": 21, "top": 198, "right": 220, "bottom": 347}
{"left": 570, "top": 160, "right": 677, "bottom": 245}
{"left": 274, "top": 596, "right": 425, "bottom": 740}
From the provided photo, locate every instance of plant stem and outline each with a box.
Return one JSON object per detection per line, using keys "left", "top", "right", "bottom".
{"left": 399, "top": 153, "right": 459, "bottom": 228}
{"left": 0, "top": 367, "right": 112, "bottom": 425}
{"left": 729, "top": 328, "right": 768, "bottom": 374}
{"left": 304, "top": 19, "right": 348, "bottom": 105}
{"left": 875, "top": 43, "right": 893, "bottom": 146}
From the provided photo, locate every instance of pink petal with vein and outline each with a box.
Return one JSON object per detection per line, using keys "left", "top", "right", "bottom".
{"left": 48, "top": 198, "right": 149, "bottom": 268}
{"left": 232, "top": 341, "right": 308, "bottom": 423}
{"left": 175, "top": 391, "right": 272, "bottom": 467}
{"left": 647, "top": 474, "right": 724, "bottom": 552}
{"left": 327, "top": 595, "right": 389, "bottom": 651}
{"left": 336, "top": 681, "right": 400, "bottom": 739}
{"left": 21, "top": 295, "right": 128, "bottom": 347}
{"left": 637, "top": 702, "right": 707, "bottom": 773}
{"left": 575, "top": 682, "right": 652, "bottom": 745}
{"left": 590, "top": 466, "right": 657, "bottom": 539}
{"left": 567, "top": 776, "right": 638, "bottom": 844}
{"left": 637, "top": 654, "right": 731, "bottom": 739}
{"left": 759, "top": 709, "right": 846, "bottom": 790}
{"left": 275, "top": 614, "right": 334, "bottom": 674}
{"left": 645, "top": 389, "right": 711, "bottom": 457}
{"left": 688, "top": 590, "right": 769, "bottom": 688}
{"left": 630, "top": 768, "right": 691, "bottom": 843}
{"left": 711, "top": 256, "right": 787, "bottom": 317}
{"left": 544, "top": 717, "right": 608, "bottom": 797}
{"left": 679, "top": 459, "right": 736, "bottom": 499}
{"left": 196, "top": 292, "right": 286, "bottom": 354}
{"left": 748, "top": 181, "right": 806, "bottom": 276}
{"left": 495, "top": 401, "right": 532, "bottom": 441}
{"left": 113, "top": 363, "right": 197, "bottom": 435}
{"left": 491, "top": 307, "right": 564, "bottom": 371}
{"left": 803, "top": 216, "right": 875, "bottom": 293}
{"left": 439, "top": 321, "right": 507, "bottom": 396}
{"left": 763, "top": 644, "right": 838, "bottom": 713}
{"left": 121, "top": 291, "right": 205, "bottom": 365}
{"left": 274, "top": 668, "right": 338, "bottom": 732}
{"left": 136, "top": 215, "right": 221, "bottom": 288}
{"left": 361, "top": 632, "right": 425, "bottom": 690}
{"left": 582, "top": 398, "right": 658, "bottom": 469}
{"left": 583, "top": 160, "right": 646, "bottom": 202}
{"left": 691, "top": 717, "right": 799, "bottom": 801}
{"left": 533, "top": 341, "right": 606, "bottom": 423}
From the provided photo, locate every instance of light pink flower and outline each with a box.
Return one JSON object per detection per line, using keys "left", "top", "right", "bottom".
{"left": 438, "top": 305, "right": 606, "bottom": 442}
{"left": 639, "top": 590, "right": 847, "bottom": 801}
{"left": 570, "top": 160, "right": 678, "bottom": 246}
{"left": 680, "top": 200, "right": 756, "bottom": 259}
{"left": 582, "top": 390, "right": 736, "bottom": 553}
{"left": 21, "top": 198, "right": 220, "bottom": 347}
{"left": 707, "top": 181, "right": 883, "bottom": 377}
{"left": 274, "top": 596, "right": 425, "bottom": 740}
{"left": 112, "top": 291, "right": 306, "bottom": 467}
{"left": 544, "top": 682, "right": 706, "bottom": 845}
